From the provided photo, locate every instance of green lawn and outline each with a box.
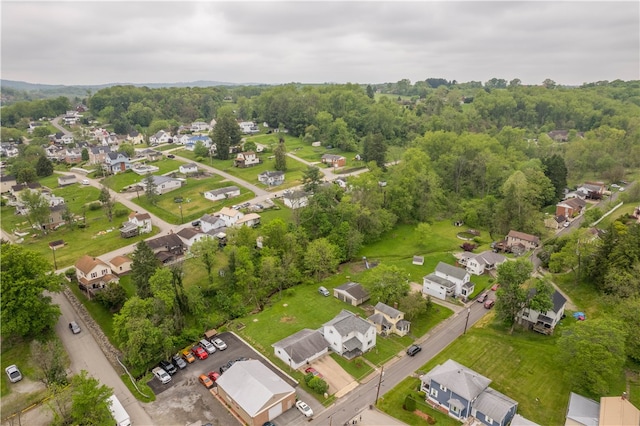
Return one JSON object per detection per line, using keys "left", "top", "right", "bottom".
{"left": 330, "top": 354, "right": 374, "bottom": 381}
{"left": 128, "top": 175, "right": 255, "bottom": 224}
{"left": 101, "top": 158, "right": 184, "bottom": 192}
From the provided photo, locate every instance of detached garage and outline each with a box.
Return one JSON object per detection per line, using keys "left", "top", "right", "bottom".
{"left": 216, "top": 360, "right": 296, "bottom": 426}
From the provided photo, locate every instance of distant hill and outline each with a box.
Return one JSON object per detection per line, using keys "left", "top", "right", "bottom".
{"left": 0, "top": 79, "right": 256, "bottom": 91}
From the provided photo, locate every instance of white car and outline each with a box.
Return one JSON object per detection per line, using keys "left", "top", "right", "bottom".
{"left": 211, "top": 338, "right": 227, "bottom": 351}
{"left": 296, "top": 400, "right": 313, "bottom": 417}
{"left": 199, "top": 339, "right": 216, "bottom": 354}
{"left": 152, "top": 367, "right": 171, "bottom": 384}
{"left": 5, "top": 365, "right": 22, "bottom": 383}
{"left": 81, "top": 179, "right": 90, "bottom": 185}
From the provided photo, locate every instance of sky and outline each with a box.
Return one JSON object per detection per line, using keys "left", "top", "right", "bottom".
{"left": 1, "top": 1, "right": 639, "bottom": 87}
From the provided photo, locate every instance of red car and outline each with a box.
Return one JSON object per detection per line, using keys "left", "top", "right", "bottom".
{"left": 304, "top": 367, "right": 323, "bottom": 378}
{"left": 491, "top": 283, "right": 500, "bottom": 291}
{"left": 484, "top": 299, "right": 495, "bottom": 309}
{"left": 207, "top": 371, "right": 220, "bottom": 382}
{"left": 192, "top": 346, "right": 208, "bottom": 360}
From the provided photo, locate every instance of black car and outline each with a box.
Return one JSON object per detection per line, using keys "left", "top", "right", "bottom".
{"left": 406, "top": 344, "right": 422, "bottom": 357}
{"left": 159, "top": 360, "right": 177, "bottom": 375}
{"left": 172, "top": 354, "right": 187, "bottom": 370}
{"left": 191, "top": 220, "right": 201, "bottom": 227}
{"left": 167, "top": 154, "right": 175, "bottom": 159}
{"left": 219, "top": 364, "right": 230, "bottom": 374}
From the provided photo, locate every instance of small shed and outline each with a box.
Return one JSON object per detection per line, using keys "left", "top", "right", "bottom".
{"left": 334, "top": 282, "right": 370, "bottom": 306}
{"left": 413, "top": 255, "right": 424, "bottom": 266}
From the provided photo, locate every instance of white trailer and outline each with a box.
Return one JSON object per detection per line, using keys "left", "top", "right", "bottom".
{"left": 107, "top": 395, "right": 131, "bottom": 426}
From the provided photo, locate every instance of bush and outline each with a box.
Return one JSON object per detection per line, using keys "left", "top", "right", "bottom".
{"left": 404, "top": 394, "right": 416, "bottom": 411}
{"left": 115, "top": 209, "right": 128, "bottom": 218}
{"left": 65, "top": 268, "right": 76, "bottom": 278}
{"left": 88, "top": 202, "right": 101, "bottom": 211}
{"left": 308, "top": 376, "right": 328, "bottom": 394}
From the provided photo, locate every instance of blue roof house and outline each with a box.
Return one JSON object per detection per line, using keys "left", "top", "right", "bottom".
{"left": 420, "top": 359, "right": 518, "bottom": 426}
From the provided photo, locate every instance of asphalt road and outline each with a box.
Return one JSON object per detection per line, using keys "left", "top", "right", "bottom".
{"left": 51, "top": 291, "right": 154, "bottom": 425}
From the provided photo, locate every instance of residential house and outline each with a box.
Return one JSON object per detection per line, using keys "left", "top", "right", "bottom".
{"left": 204, "top": 186, "right": 240, "bottom": 202}
{"left": 423, "top": 262, "right": 474, "bottom": 300}
{"left": 556, "top": 198, "right": 587, "bottom": 219}
{"left": 0, "top": 143, "right": 19, "bottom": 158}
{"left": 74, "top": 255, "right": 119, "bottom": 298}
{"left": 216, "top": 360, "right": 296, "bottom": 426}
{"left": 235, "top": 151, "right": 260, "bottom": 168}
{"left": 57, "top": 174, "right": 77, "bottom": 187}
{"left": 146, "top": 233, "right": 185, "bottom": 263}
{"left": 63, "top": 111, "right": 80, "bottom": 125}
{"left": 46, "top": 204, "right": 66, "bottom": 230}
{"left": 109, "top": 255, "right": 132, "bottom": 275}
{"left": 119, "top": 222, "right": 139, "bottom": 238}
{"left": 272, "top": 329, "right": 330, "bottom": 370}
{"left": 61, "top": 134, "right": 74, "bottom": 145}
{"left": 62, "top": 148, "right": 83, "bottom": 164}
{"left": 200, "top": 213, "right": 226, "bottom": 233}
{"left": 334, "top": 176, "right": 348, "bottom": 189}
{"left": 138, "top": 175, "right": 182, "bottom": 195}
{"left": 149, "top": 130, "right": 172, "bottom": 144}
{"left": 45, "top": 145, "right": 64, "bottom": 161}
{"left": 322, "top": 309, "right": 377, "bottom": 359}
{"left": 1, "top": 175, "right": 17, "bottom": 193}
{"left": 139, "top": 148, "right": 162, "bottom": 162}
{"left": 10, "top": 182, "right": 42, "bottom": 198}
{"left": 545, "top": 215, "right": 567, "bottom": 230}
{"left": 88, "top": 146, "right": 110, "bottom": 165}
{"left": 216, "top": 206, "right": 261, "bottom": 228}
{"left": 576, "top": 182, "right": 606, "bottom": 200}
{"left": 190, "top": 121, "right": 211, "bottom": 132}
{"left": 511, "top": 414, "right": 540, "bottom": 426}
{"left": 176, "top": 228, "right": 208, "bottom": 248}
{"left": 282, "top": 190, "right": 310, "bottom": 209}
{"left": 235, "top": 213, "right": 261, "bottom": 228}
{"left": 321, "top": 154, "right": 346, "bottom": 168}
{"left": 333, "top": 282, "right": 370, "bottom": 306}
{"left": 367, "top": 302, "right": 411, "bottom": 337}
{"left": 420, "top": 359, "right": 518, "bottom": 426}
{"left": 119, "top": 212, "right": 152, "bottom": 238}
{"left": 179, "top": 163, "right": 198, "bottom": 175}
{"left": 565, "top": 392, "right": 600, "bottom": 426}
{"left": 599, "top": 396, "right": 640, "bottom": 426}
{"left": 104, "top": 152, "right": 131, "bottom": 174}
{"left": 238, "top": 121, "right": 259, "bottom": 134}
{"left": 174, "top": 134, "right": 191, "bottom": 145}
{"left": 258, "top": 171, "right": 285, "bottom": 186}
{"left": 519, "top": 289, "right": 567, "bottom": 335}
{"left": 184, "top": 135, "right": 212, "bottom": 151}
{"left": 460, "top": 251, "right": 507, "bottom": 276}
{"left": 127, "top": 130, "right": 145, "bottom": 144}
{"left": 505, "top": 230, "right": 540, "bottom": 254}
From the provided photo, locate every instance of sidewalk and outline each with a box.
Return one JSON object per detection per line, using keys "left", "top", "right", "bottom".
{"left": 346, "top": 407, "right": 408, "bottom": 426}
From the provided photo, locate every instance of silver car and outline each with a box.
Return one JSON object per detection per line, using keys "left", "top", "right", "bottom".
{"left": 69, "top": 321, "right": 81, "bottom": 334}
{"left": 5, "top": 365, "right": 22, "bottom": 383}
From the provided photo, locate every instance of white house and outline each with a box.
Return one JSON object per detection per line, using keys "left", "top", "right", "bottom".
{"left": 272, "top": 329, "right": 330, "bottom": 370}
{"left": 74, "top": 255, "right": 118, "bottom": 297}
{"left": 460, "top": 251, "right": 507, "bottom": 276}
{"left": 57, "top": 174, "right": 77, "bottom": 186}
{"left": 179, "top": 163, "right": 198, "bottom": 175}
{"left": 176, "top": 227, "right": 209, "bottom": 248}
{"left": 61, "top": 134, "right": 74, "bottom": 145}
{"left": 204, "top": 186, "right": 241, "bottom": 201}
{"left": 423, "top": 262, "right": 474, "bottom": 300}
{"left": 190, "top": 121, "right": 211, "bottom": 132}
{"left": 519, "top": 290, "right": 567, "bottom": 335}
{"left": 258, "top": 171, "right": 285, "bottom": 186}
{"left": 200, "top": 213, "right": 226, "bottom": 233}
{"left": 235, "top": 151, "right": 260, "bottom": 168}
{"left": 128, "top": 212, "right": 152, "bottom": 234}
{"left": 282, "top": 190, "right": 310, "bottom": 209}
{"left": 322, "top": 309, "right": 376, "bottom": 360}
{"left": 235, "top": 213, "right": 261, "bottom": 228}
{"left": 138, "top": 175, "right": 182, "bottom": 195}
{"left": 174, "top": 134, "right": 191, "bottom": 145}
{"left": 238, "top": 121, "right": 259, "bottom": 134}
{"left": 149, "top": 130, "right": 172, "bottom": 144}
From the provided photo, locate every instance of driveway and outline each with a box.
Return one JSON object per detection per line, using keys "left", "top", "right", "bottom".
{"left": 309, "top": 355, "right": 355, "bottom": 395}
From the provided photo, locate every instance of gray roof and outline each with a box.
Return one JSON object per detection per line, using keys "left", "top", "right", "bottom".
{"left": 335, "top": 282, "right": 369, "bottom": 301}
{"left": 206, "top": 186, "right": 239, "bottom": 196}
{"left": 58, "top": 174, "right": 76, "bottom": 181}
{"left": 146, "top": 234, "right": 184, "bottom": 250}
{"left": 423, "top": 273, "right": 455, "bottom": 288}
{"left": 510, "top": 414, "right": 540, "bottom": 426}
{"left": 374, "top": 302, "right": 403, "bottom": 318}
{"left": 426, "top": 359, "right": 491, "bottom": 401}
{"left": 527, "top": 289, "right": 567, "bottom": 313}
{"left": 259, "top": 170, "right": 284, "bottom": 178}
{"left": 324, "top": 309, "right": 373, "bottom": 337}
{"left": 216, "top": 360, "right": 295, "bottom": 417}
{"left": 367, "top": 313, "right": 391, "bottom": 328}
{"left": 473, "top": 251, "right": 506, "bottom": 266}
{"left": 181, "top": 162, "right": 198, "bottom": 169}
{"left": 146, "top": 175, "right": 179, "bottom": 186}
{"left": 566, "top": 392, "right": 600, "bottom": 426}
{"left": 435, "top": 262, "right": 468, "bottom": 281}
{"left": 283, "top": 190, "right": 309, "bottom": 200}
{"left": 200, "top": 213, "right": 222, "bottom": 225}
{"left": 119, "top": 222, "right": 138, "bottom": 233}
{"left": 272, "top": 329, "right": 329, "bottom": 365}
{"left": 472, "top": 387, "right": 518, "bottom": 424}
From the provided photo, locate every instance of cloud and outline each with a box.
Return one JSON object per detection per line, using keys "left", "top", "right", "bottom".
{"left": 1, "top": 1, "right": 638, "bottom": 86}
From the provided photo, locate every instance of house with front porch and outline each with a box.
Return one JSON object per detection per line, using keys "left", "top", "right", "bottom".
{"left": 518, "top": 289, "right": 567, "bottom": 335}
{"left": 420, "top": 359, "right": 518, "bottom": 426}
{"left": 146, "top": 233, "right": 185, "bottom": 263}
{"left": 104, "top": 152, "right": 131, "bottom": 174}
{"left": 75, "top": 255, "right": 119, "bottom": 298}
{"left": 235, "top": 151, "right": 260, "bottom": 168}
{"left": 367, "top": 302, "right": 411, "bottom": 337}
{"left": 423, "top": 262, "right": 474, "bottom": 300}
{"left": 322, "top": 310, "right": 376, "bottom": 360}
{"left": 258, "top": 171, "right": 285, "bottom": 186}
{"left": 459, "top": 251, "right": 507, "bottom": 276}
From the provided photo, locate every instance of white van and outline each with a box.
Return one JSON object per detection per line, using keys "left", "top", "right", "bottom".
{"left": 199, "top": 339, "right": 216, "bottom": 354}
{"left": 107, "top": 395, "right": 131, "bottom": 426}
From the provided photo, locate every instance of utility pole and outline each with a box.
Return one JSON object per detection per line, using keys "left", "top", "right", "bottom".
{"left": 179, "top": 203, "right": 184, "bottom": 224}
{"left": 51, "top": 246, "right": 58, "bottom": 270}
{"left": 463, "top": 308, "right": 471, "bottom": 334}
{"left": 374, "top": 365, "right": 384, "bottom": 405}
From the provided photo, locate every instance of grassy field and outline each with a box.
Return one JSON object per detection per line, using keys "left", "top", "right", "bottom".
{"left": 330, "top": 353, "right": 374, "bottom": 381}
{"left": 128, "top": 175, "right": 255, "bottom": 224}
{"left": 101, "top": 158, "right": 184, "bottom": 192}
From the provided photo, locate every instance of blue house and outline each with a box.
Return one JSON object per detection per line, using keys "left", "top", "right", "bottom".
{"left": 185, "top": 135, "right": 212, "bottom": 151}
{"left": 420, "top": 359, "right": 518, "bottom": 426}
{"left": 104, "top": 152, "right": 131, "bottom": 174}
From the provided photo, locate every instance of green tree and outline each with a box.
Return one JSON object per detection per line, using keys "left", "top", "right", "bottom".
{"left": 415, "top": 222, "right": 432, "bottom": 249}
{"left": 94, "top": 281, "right": 127, "bottom": 313}
{"left": 70, "top": 370, "right": 113, "bottom": 426}
{"left": 193, "top": 140, "right": 209, "bottom": 158}
{"left": 366, "top": 84, "right": 375, "bottom": 99}
{"left": 36, "top": 156, "right": 54, "bottom": 177}
{"left": 16, "top": 166, "right": 37, "bottom": 183}
{"left": 617, "top": 298, "right": 640, "bottom": 362}
{"left": 558, "top": 318, "right": 626, "bottom": 395}
{"left": 130, "top": 241, "right": 159, "bottom": 298}
{"left": 212, "top": 106, "right": 241, "bottom": 160}
{"left": 0, "top": 245, "right": 61, "bottom": 338}
{"left": 20, "top": 190, "right": 51, "bottom": 233}
{"left": 495, "top": 258, "right": 533, "bottom": 333}
{"left": 243, "top": 140, "right": 257, "bottom": 152}
{"left": 362, "top": 133, "right": 387, "bottom": 169}
{"left": 98, "top": 186, "right": 115, "bottom": 222}
{"left": 118, "top": 143, "right": 135, "bottom": 158}
{"left": 364, "top": 264, "right": 410, "bottom": 305}
{"left": 398, "top": 291, "right": 430, "bottom": 321}
{"left": 274, "top": 138, "right": 287, "bottom": 171}
{"left": 32, "top": 339, "right": 68, "bottom": 387}
{"left": 302, "top": 165, "right": 323, "bottom": 193}
{"left": 542, "top": 154, "right": 568, "bottom": 202}
{"left": 143, "top": 174, "right": 158, "bottom": 205}
{"left": 191, "top": 238, "right": 218, "bottom": 283}
{"left": 528, "top": 278, "right": 554, "bottom": 314}
{"left": 81, "top": 148, "right": 89, "bottom": 162}
{"left": 304, "top": 238, "right": 340, "bottom": 280}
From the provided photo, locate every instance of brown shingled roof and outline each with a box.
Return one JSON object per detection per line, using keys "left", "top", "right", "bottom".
{"left": 75, "top": 255, "right": 109, "bottom": 274}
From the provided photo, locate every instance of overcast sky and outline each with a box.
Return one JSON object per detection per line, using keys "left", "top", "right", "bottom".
{"left": 2, "top": 1, "right": 639, "bottom": 87}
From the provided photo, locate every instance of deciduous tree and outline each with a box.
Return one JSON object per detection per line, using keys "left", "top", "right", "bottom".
{"left": 304, "top": 238, "right": 340, "bottom": 280}
{"left": 212, "top": 106, "right": 241, "bottom": 160}
{"left": 302, "top": 165, "right": 322, "bottom": 193}
{"left": 36, "top": 156, "right": 54, "bottom": 177}
{"left": 70, "top": 370, "right": 113, "bottom": 426}
{"left": 364, "top": 264, "right": 410, "bottom": 305}
{"left": 191, "top": 238, "right": 218, "bottom": 283}
{"left": 143, "top": 174, "right": 158, "bottom": 205}
{"left": 130, "top": 241, "right": 159, "bottom": 298}
{"left": 495, "top": 258, "right": 533, "bottom": 333}
{"left": 20, "top": 190, "right": 50, "bottom": 233}
{"left": 98, "top": 186, "right": 115, "bottom": 222}
{"left": 274, "top": 138, "right": 287, "bottom": 171}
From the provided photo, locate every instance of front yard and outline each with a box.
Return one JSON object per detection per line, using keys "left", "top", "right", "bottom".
{"left": 101, "top": 158, "right": 184, "bottom": 192}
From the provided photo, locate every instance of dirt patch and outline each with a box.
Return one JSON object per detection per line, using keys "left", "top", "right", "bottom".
{"left": 279, "top": 316, "right": 296, "bottom": 323}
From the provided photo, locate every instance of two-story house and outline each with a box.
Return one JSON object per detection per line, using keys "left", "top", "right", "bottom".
{"left": 74, "top": 255, "right": 119, "bottom": 298}
{"left": 149, "top": 130, "right": 172, "bottom": 144}
{"left": 519, "top": 289, "right": 567, "bottom": 335}
{"left": 505, "top": 230, "right": 540, "bottom": 254}
{"left": 421, "top": 359, "right": 518, "bottom": 426}
{"left": 282, "top": 190, "right": 310, "bottom": 209}
{"left": 200, "top": 213, "right": 226, "bottom": 233}
{"left": 146, "top": 233, "right": 185, "bottom": 263}
{"left": 104, "top": 152, "right": 131, "bottom": 174}
{"left": 423, "top": 262, "right": 474, "bottom": 300}
{"left": 459, "top": 251, "right": 507, "bottom": 276}
{"left": 127, "top": 130, "right": 145, "bottom": 144}
{"left": 322, "top": 310, "right": 376, "bottom": 360}
{"left": 129, "top": 212, "right": 152, "bottom": 233}
{"left": 556, "top": 198, "right": 586, "bottom": 219}
{"left": 234, "top": 151, "right": 260, "bottom": 168}
{"left": 258, "top": 171, "right": 285, "bottom": 186}
{"left": 367, "top": 302, "right": 411, "bottom": 337}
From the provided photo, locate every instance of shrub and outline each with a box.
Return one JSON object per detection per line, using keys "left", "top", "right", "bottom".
{"left": 115, "top": 209, "right": 128, "bottom": 218}
{"left": 404, "top": 394, "right": 416, "bottom": 411}
{"left": 88, "top": 202, "right": 101, "bottom": 211}
{"left": 460, "top": 242, "right": 477, "bottom": 252}
{"left": 64, "top": 268, "right": 76, "bottom": 278}
{"left": 308, "top": 376, "right": 328, "bottom": 394}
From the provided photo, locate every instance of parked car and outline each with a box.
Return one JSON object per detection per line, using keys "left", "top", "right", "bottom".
{"left": 191, "top": 220, "right": 201, "bottom": 227}
{"left": 69, "top": 321, "right": 81, "bottom": 334}
{"left": 406, "top": 344, "right": 422, "bottom": 357}
{"left": 484, "top": 299, "right": 495, "bottom": 309}
{"left": 491, "top": 283, "right": 500, "bottom": 291}
{"left": 219, "top": 364, "right": 230, "bottom": 374}
{"left": 199, "top": 339, "right": 216, "bottom": 354}
{"left": 172, "top": 354, "right": 187, "bottom": 369}
{"left": 159, "top": 360, "right": 177, "bottom": 375}
{"left": 192, "top": 346, "right": 208, "bottom": 360}
{"left": 476, "top": 293, "right": 488, "bottom": 303}
{"left": 304, "top": 367, "right": 322, "bottom": 378}
{"left": 167, "top": 154, "right": 175, "bottom": 159}
{"left": 199, "top": 374, "right": 214, "bottom": 389}
{"left": 318, "top": 286, "right": 330, "bottom": 297}
{"left": 207, "top": 371, "right": 220, "bottom": 382}
{"left": 211, "top": 338, "right": 227, "bottom": 351}
{"left": 182, "top": 349, "right": 196, "bottom": 363}
{"left": 563, "top": 221, "right": 571, "bottom": 228}
{"left": 152, "top": 367, "right": 172, "bottom": 384}
{"left": 5, "top": 365, "right": 22, "bottom": 383}
{"left": 81, "top": 179, "right": 90, "bottom": 185}
{"left": 296, "top": 400, "right": 314, "bottom": 417}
